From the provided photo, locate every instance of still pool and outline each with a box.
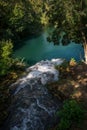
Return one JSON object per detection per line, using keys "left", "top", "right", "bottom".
{"left": 14, "top": 29, "right": 84, "bottom": 65}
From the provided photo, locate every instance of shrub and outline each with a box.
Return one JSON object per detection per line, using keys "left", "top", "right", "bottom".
{"left": 0, "top": 40, "right": 13, "bottom": 76}
{"left": 69, "top": 58, "right": 77, "bottom": 66}
{"left": 56, "top": 100, "right": 85, "bottom": 130}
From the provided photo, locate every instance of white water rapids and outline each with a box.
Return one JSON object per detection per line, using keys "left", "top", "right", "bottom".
{"left": 5, "top": 59, "right": 63, "bottom": 130}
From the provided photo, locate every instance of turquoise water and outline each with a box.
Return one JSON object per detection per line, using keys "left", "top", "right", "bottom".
{"left": 14, "top": 29, "right": 84, "bottom": 65}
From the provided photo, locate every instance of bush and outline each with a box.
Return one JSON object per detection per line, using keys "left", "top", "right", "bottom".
{"left": 0, "top": 40, "right": 13, "bottom": 76}
{"left": 56, "top": 100, "right": 85, "bottom": 130}
{"left": 69, "top": 58, "right": 77, "bottom": 66}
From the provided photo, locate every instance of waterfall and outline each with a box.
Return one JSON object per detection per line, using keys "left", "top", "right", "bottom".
{"left": 5, "top": 59, "right": 63, "bottom": 130}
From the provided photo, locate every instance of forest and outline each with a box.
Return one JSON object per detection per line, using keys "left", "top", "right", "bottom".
{"left": 0, "top": 0, "right": 87, "bottom": 130}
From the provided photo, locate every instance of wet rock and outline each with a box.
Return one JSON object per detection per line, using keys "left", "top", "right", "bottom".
{"left": 5, "top": 59, "right": 63, "bottom": 130}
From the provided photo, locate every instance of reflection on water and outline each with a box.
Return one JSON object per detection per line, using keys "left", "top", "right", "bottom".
{"left": 14, "top": 29, "right": 84, "bottom": 65}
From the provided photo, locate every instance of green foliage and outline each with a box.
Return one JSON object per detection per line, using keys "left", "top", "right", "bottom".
{"left": 69, "top": 58, "right": 77, "bottom": 66}
{"left": 46, "top": 0, "right": 87, "bottom": 45}
{"left": 56, "top": 118, "right": 70, "bottom": 130}
{"left": 9, "top": 3, "right": 25, "bottom": 33}
{"left": 56, "top": 100, "right": 85, "bottom": 130}
{"left": 0, "top": 0, "right": 45, "bottom": 42}
{"left": 0, "top": 40, "right": 13, "bottom": 76}
{"left": 45, "top": 0, "right": 87, "bottom": 62}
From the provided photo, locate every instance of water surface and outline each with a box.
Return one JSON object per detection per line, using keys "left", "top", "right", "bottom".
{"left": 14, "top": 29, "right": 84, "bottom": 65}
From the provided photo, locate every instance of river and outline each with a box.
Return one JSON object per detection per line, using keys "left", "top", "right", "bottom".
{"left": 14, "top": 28, "right": 84, "bottom": 65}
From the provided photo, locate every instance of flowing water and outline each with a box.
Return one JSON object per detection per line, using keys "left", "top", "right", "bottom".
{"left": 5, "top": 59, "right": 63, "bottom": 130}
{"left": 14, "top": 29, "right": 84, "bottom": 65}
{"left": 6, "top": 29, "right": 84, "bottom": 130}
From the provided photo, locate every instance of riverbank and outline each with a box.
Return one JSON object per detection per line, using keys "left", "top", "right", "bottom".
{"left": 0, "top": 63, "right": 26, "bottom": 128}
{"left": 47, "top": 60, "right": 87, "bottom": 130}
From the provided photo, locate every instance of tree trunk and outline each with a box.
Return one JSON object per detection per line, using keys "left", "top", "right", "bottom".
{"left": 84, "top": 43, "right": 87, "bottom": 64}
{"left": 81, "top": 32, "right": 87, "bottom": 64}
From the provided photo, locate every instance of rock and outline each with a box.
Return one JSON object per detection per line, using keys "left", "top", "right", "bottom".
{"left": 5, "top": 59, "right": 63, "bottom": 130}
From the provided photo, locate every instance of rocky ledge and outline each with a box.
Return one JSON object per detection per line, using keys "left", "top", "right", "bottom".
{"left": 5, "top": 59, "right": 63, "bottom": 130}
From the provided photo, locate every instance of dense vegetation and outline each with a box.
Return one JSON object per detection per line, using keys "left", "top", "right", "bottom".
{"left": 0, "top": 0, "right": 44, "bottom": 41}
{"left": 46, "top": 0, "right": 87, "bottom": 63}
{"left": 57, "top": 100, "right": 85, "bottom": 130}
{"left": 0, "top": 0, "right": 45, "bottom": 76}
{"left": 0, "top": 0, "right": 87, "bottom": 129}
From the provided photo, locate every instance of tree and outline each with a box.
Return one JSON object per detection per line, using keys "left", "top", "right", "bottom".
{"left": 47, "top": 0, "right": 87, "bottom": 63}
{"left": 0, "top": 40, "right": 13, "bottom": 76}
{"left": 0, "top": 0, "right": 44, "bottom": 42}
